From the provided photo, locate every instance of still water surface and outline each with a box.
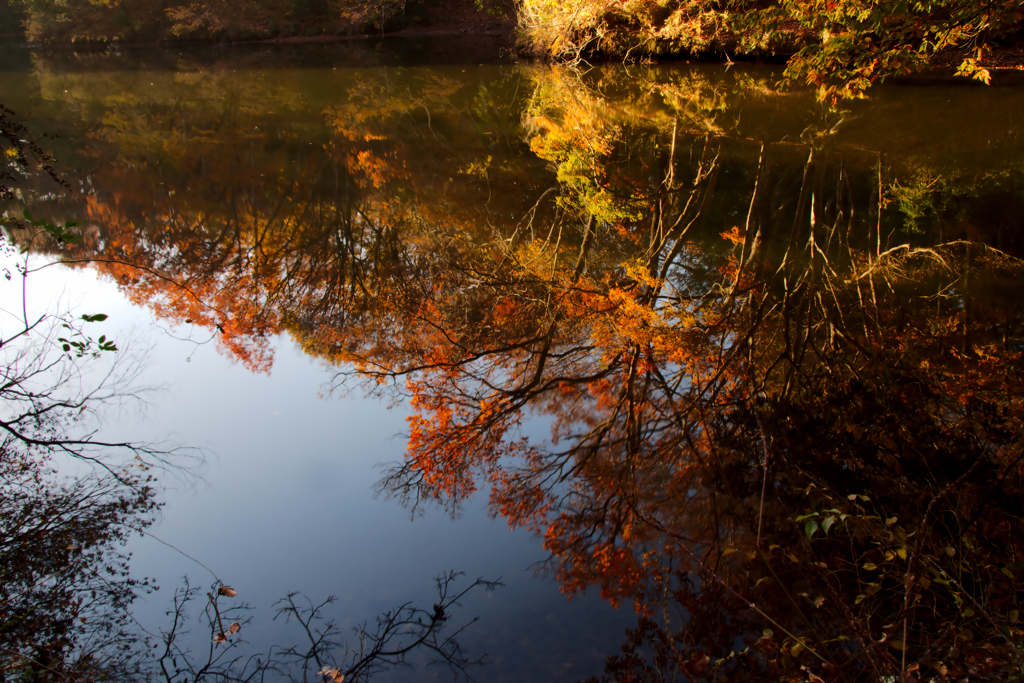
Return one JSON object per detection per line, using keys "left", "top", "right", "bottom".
{"left": 2, "top": 39, "right": 1023, "bottom": 682}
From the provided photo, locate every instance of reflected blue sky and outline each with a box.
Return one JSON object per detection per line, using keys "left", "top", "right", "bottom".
{"left": 0, "top": 260, "right": 635, "bottom": 681}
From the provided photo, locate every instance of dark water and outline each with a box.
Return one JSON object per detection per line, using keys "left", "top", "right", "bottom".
{"left": 2, "top": 40, "right": 1023, "bottom": 682}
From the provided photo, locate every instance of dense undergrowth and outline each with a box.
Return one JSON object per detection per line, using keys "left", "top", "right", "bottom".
{"left": 519, "top": 0, "right": 1024, "bottom": 99}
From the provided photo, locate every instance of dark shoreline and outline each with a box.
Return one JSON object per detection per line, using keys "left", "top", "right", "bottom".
{"left": 2, "top": 23, "right": 1023, "bottom": 75}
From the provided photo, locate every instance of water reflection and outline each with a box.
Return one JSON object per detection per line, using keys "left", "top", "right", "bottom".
{"left": 10, "top": 51, "right": 1024, "bottom": 681}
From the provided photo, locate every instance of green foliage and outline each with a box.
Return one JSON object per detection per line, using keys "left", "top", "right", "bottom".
{"left": 884, "top": 165, "right": 1024, "bottom": 236}
{"left": 57, "top": 314, "right": 117, "bottom": 359}
{"left": 14, "top": 209, "right": 81, "bottom": 248}
{"left": 755, "top": 0, "right": 1022, "bottom": 100}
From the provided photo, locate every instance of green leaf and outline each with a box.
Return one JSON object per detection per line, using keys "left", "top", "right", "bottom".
{"left": 1000, "top": 567, "right": 1015, "bottom": 579}
{"left": 822, "top": 515, "right": 836, "bottom": 534}
{"left": 805, "top": 519, "right": 819, "bottom": 539}
{"left": 81, "top": 313, "right": 109, "bottom": 322}
{"left": 23, "top": 209, "right": 33, "bottom": 220}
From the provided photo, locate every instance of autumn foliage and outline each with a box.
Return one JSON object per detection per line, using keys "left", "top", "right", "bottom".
{"left": 17, "top": 61, "right": 1024, "bottom": 681}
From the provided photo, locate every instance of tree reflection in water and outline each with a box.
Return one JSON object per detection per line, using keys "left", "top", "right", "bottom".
{"left": 21, "top": 60, "right": 1024, "bottom": 681}
{"left": 350, "top": 70, "right": 1024, "bottom": 682}
{"left": 2, "top": 101, "right": 503, "bottom": 683}
{"left": 2, "top": 104, "right": 168, "bottom": 681}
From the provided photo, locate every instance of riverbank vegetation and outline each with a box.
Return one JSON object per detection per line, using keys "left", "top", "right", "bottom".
{"left": 0, "top": 0, "right": 509, "bottom": 43}
{"left": 1, "top": 0, "right": 1022, "bottom": 99}
{"left": 519, "top": 0, "right": 1024, "bottom": 99}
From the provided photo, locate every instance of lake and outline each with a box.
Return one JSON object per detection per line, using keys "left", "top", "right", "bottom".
{"left": 2, "top": 37, "right": 1023, "bottom": 683}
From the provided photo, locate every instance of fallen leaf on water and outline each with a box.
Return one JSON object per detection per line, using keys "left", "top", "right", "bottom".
{"left": 218, "top": 586, "right": 238, "bottom": 598}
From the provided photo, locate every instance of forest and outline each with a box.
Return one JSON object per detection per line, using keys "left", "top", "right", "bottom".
{"left": 0, "top": 0, "right": 1022, "bottom": 100}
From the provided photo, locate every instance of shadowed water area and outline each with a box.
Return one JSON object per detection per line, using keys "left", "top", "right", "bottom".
{"left": 2, "top": 39, "right": 1024, "bottom": 683}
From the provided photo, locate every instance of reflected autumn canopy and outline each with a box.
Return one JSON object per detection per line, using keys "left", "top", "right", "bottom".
{"left": 26, "top": 59, "right": 1024, "bottom": 682}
